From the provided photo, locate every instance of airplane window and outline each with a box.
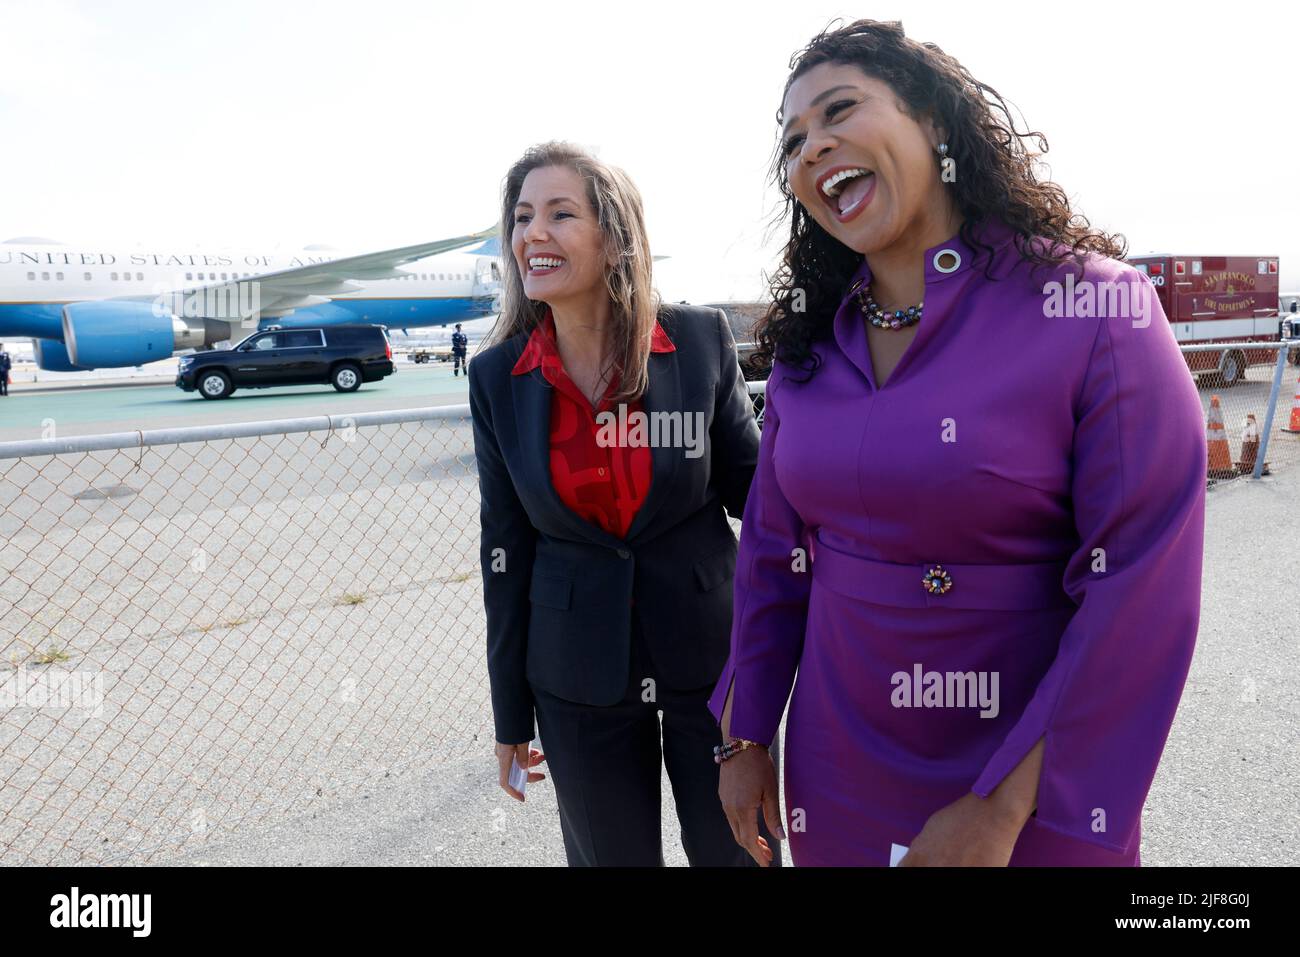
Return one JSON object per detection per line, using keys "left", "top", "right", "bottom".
{"left": 185, "top": 273, "right": 192, "bottom": 280}
{"left": 56, "top": 272, "right": 64, "bottom": 281}
{"left": 137, "top": 272, "right": 144, "bottom": 280}
{"left": 84, "top": 273, "right": 92, "bottom": 281}
{"left": 111, "top": 273, "right": 118, "bottom": 281}
{"left": 221, "top": 273, "right": 227, "bottom": 280}
{"left": 27, "top": 272, "right": 34, "bottom": 281}
{"left": 42, "top": 271, "right": 50, "bottom": 280}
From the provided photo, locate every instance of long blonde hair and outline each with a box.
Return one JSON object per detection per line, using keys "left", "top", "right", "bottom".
{"left": 488, "top": 141, "right": 660, "bottom": 404}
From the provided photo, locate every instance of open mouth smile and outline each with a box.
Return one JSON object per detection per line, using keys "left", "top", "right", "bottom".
{"left": 527, "top": 255, "right": 566, "bottom": 276}
{"left": 815, "top": 165, "right": 877, "bottom": 223}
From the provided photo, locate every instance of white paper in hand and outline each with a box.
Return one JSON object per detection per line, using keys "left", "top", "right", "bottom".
{"left": 890, "top": 843, "right": 909, "bottom": 867}
{"left": 508, "top": 755, "right": 529, "bottom": 796}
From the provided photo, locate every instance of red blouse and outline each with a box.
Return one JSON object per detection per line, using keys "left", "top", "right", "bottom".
{"left": 510, "top": 307, "right": 675, "bottom": 539}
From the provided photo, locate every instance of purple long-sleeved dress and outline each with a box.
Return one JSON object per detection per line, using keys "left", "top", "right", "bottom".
{"left": 708, "top": 218, "right": 1206, "bottom": 866}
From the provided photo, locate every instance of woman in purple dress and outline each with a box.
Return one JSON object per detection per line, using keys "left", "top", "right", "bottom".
{"left": 710, "top": 20, "right": 1206, "bottom": 866}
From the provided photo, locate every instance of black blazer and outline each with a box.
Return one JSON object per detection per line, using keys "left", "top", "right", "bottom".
{"left": 469, "top": 303, "right": 760, "bottom": 744}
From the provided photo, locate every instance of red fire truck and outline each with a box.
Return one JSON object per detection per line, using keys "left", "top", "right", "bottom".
{"left": 1126, "top": 254, "right": 1286, "bottom": 386}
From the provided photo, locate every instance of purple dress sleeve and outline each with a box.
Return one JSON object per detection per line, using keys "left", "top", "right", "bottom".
{"left": 970, "top": 269, "right": 1207, "bottom": 853}
{"left": 707, "top": 372, "right": 811, "bottom": 745}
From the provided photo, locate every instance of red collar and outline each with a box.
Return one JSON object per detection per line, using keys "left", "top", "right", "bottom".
{"left": 511, "top": 307, "right": 675, "bottom": 376}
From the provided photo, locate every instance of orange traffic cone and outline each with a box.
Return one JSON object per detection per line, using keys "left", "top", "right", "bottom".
{"left": 1236, "top": 413, "right": 1269, "bottom": 475}
{"left": 1285, "top": 378, "right": 1300, "bottom": 433}
{"left": 1206, "top": 396, "right": 1237, "bottom": 479}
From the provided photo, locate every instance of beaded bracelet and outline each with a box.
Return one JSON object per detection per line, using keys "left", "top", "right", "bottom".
{"left": 713, "top": 737, "right": 765, "bottom": 764}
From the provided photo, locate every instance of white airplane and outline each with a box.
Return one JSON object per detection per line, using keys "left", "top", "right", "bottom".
{"left": 0, "top": 231, "right": 503, "bottom": 371}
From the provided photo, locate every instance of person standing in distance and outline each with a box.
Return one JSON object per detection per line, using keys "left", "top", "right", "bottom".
{"left": 451, "top": 323, "right": 468, "bottom": 376}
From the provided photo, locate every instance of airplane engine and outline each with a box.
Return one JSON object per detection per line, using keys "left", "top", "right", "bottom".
{"left": 61, "top": 301, "right": 228, "bottom": 369}
{"left": 31, "top": 338, "right": 88, "bottom": 372}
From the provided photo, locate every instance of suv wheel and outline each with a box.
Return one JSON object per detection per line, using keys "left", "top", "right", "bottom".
{"left": 332, "top": 363, "right": 361, "bottom": 392}
{"left": 198, "top": 370, "right": 233, "bottom": 399}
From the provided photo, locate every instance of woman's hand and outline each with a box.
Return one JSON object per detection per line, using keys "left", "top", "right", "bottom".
{"left": 898, "top": 792, "right": 1029, "bottom": 866}
{"left": 718, "top": 745, "right": 785, "bottom": 866}
{"left": 496, "top": 741, "right": 546, "bottom": 802}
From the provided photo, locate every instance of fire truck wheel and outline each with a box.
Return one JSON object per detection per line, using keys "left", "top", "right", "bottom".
{"left": 1213, "top": 350, "right": 1246, "bottom": 388}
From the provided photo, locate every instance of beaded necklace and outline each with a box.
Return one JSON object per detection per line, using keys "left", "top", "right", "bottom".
{"left": 849, "top": 278, "right": 923, "bottom": 330}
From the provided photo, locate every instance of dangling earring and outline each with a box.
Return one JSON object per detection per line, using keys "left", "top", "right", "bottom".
{"left": 936, "top": 143, "right": 949, "bottom": 162}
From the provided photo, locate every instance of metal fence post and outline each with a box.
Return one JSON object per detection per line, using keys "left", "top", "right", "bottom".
{"left": 1254, "top": 341, "right": 1294, "bottom": 479}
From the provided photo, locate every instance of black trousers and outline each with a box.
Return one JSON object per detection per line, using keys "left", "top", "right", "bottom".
{"left": 0, "top": 373, "right": 7, "bottom": 395}
{"left": 531, "top": 615, "right": 783, "bottom": 867}
{"left": 453, "top": 352, "right": 467, "bottom": 375}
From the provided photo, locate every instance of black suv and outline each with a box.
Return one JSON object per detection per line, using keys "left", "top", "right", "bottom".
{"left": 176, "top": 324, "right": 395, "bottom": 399}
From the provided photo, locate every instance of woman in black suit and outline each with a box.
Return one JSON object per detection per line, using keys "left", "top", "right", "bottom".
{"left": 469, "top": 141, "right": 779, "bottom": 866}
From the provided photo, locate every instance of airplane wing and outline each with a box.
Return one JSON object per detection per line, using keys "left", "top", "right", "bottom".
{"left": 117, "top": 227, "right": 499, "bottom": 321}
{"left": 249, "top": 228, "right": 499, "bottom": 285}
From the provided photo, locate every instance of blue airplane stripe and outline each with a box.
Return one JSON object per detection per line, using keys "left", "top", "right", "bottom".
{"left": 0, "top": 296, "right": 495, "bottom": 341}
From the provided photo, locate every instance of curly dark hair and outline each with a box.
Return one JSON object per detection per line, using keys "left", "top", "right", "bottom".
{"left": 755, "top": 18, "right": 1127, "bottom": 378}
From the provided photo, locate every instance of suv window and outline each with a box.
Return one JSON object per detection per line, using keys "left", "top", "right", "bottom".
{"left": 249, "top": 333, "right": 282, "bottom": 351}
{"left": 281, "top": 329, "right": 324, "bottom": 348}
{"left": 324, "top": 327, "right": 379, "bottom": 347}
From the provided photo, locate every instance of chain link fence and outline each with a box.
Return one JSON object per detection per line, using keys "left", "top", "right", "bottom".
{"left": 1183, "top": 342, "right": 1300, "bottom": 487}
{"left": 0, "top": 408, "right": 487, "bottom": 865}
{"left": 1, "top": 350, "right": 1296, "bottom": 866}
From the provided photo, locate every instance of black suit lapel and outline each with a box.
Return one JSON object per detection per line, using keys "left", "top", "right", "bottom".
{"left": 510, "top": 363, "right": 626, "bottom": 550}
{"left": 623, "top": 346, "right": 682, "bottom": 542}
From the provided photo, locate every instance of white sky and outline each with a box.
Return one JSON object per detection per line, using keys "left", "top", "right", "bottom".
{"left": 1, "top": 0, "right": 1296, "bottom": 300}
